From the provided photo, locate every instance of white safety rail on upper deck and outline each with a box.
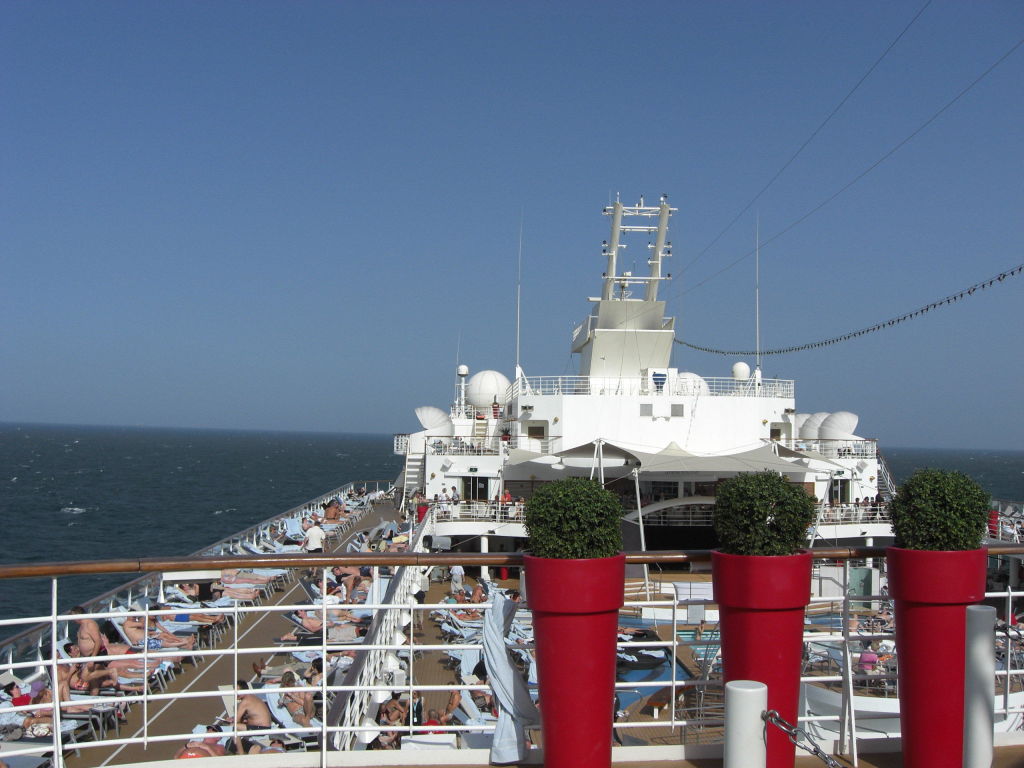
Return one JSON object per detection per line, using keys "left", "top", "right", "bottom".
{"left": 510, "top": 375, "right": 795, "bottom": 399}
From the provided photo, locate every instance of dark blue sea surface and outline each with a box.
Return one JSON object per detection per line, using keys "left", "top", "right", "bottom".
{"left": 884, "top": 447, "right": 1024, "bottom": 502}
{"left": 0, "top": 424, "right": 1021, "bottom": 625}
{"left": 0, "top": 423, "right": 402, "bottom": 621}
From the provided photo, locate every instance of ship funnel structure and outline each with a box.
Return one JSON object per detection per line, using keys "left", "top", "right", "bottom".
{"left": 574, "top": 197, "right": 678, "bottom": 378}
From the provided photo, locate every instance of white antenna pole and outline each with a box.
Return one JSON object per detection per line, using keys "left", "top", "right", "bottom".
{"left": 515, "top": 213, "right": 523, "bottom": 376}
{"left": 755, "top": 213, "right": 761, "bottom": 372}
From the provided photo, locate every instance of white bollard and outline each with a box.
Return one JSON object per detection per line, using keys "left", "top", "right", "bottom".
{"left": 724, "top": 680, "right": 767, "bottom": 768}
{"left": 964, "top": 604, "right": 996, "bottom": 768}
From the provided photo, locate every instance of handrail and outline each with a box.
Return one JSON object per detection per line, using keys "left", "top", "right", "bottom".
{"left": 0, "top": 544, "right": 1021, "bottom": 579}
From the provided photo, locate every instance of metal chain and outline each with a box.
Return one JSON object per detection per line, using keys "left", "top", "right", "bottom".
{"left": 762, "top": 710, "right": 844, "bottom": 768}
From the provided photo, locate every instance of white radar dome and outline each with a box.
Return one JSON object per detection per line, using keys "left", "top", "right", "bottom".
{"left": 457, "top": 364, "right": 470, "bottom": 377}
{"left": 676, "top": 372, "right": 711, "bottom": 396}
{"left": 731, "top": 362, "right": 750, "bottom": 380}
{"left": 465, "top": 370, "right": 512, "bottom": 408}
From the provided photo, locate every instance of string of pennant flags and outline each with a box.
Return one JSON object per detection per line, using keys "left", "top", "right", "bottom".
{"left": 676, "top": 263, "right": 1023, "bottom": 357}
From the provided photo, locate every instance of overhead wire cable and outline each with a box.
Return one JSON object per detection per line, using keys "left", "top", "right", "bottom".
{"left": 675, "top": 263, "right": 1023, "bottom": 356}
{"left": 686, "top": 0, "right": 934, "bottom": 272}
{"left": 682, "top": 34, "right": 1024, "bottom": 296}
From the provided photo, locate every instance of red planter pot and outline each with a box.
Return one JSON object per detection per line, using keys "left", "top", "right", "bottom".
{"left": 886, "top": 547, "right": 987, "bottom": 768}
{"left": 712, "top": 550, "right": 813, "bottom": 768}
{"left": 524, "top": 553, "right": 626, "bottom": 768}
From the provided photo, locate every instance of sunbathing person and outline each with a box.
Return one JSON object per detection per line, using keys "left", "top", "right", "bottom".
{"left": 103, "top": 641, "right": 169, "bottom": 690}
{"left": 211, "top": 582, "right": 261, "bottom": 601}
{"left": 64, "top": 643, "right": 119, "bottom": 694}
{"left": 439, "top": 686, "right": 461, "bottom": 725}
{"left": 162, "top": 604, "right": 225, "bottom": 625}
{"left": 3, "top": 683, "right": 58, "bottom": 730}
{"left": 69, "top": 606, "right": 106, "bottom": 658}
{"left": 123, "top": 615, "right": 196, "bottom": 650}
{"left": 276, "top": 616, "right": 368, "bottom": 644}
{"left": 278, "top": 671, "right": 316, "bottom": 727}
{"left": 177, "top": 725, "right": 227, "bottom": 759}
{"left": 221, "top": 568, "right": 273, "bottom": 586}
{"left": 234, "top": 737, "right": 287, "bottom": 755}
{"left": 224, "top": 680, "right": 273, "bottom": 752}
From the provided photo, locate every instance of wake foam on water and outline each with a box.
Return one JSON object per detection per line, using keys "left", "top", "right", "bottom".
{"left": 61, "top": 506, "right": 87, "bottom": 515}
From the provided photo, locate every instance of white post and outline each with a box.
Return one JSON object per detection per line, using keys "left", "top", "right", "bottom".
{"left": 480, "top": 535, "right": 489, "bottom": 581}
{"left": 724, "top": 680, "right": 767, "bottom": 768}
{"left": 964, "top": 604, "right": 996, "bottom": 768}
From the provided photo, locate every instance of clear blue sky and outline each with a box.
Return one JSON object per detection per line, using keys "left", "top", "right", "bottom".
{"left": 2, "top": 1, "right": 1021, "bottom": 450}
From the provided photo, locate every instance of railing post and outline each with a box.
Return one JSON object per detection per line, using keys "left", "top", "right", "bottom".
{"left": 724, "top": 680, "right": 767, "bottom": 768}
{"left": 50, "top": 577, "right": 65, "bottom": 767}
{"left": 964, "top": 604, "right": 995, "bottom": 768}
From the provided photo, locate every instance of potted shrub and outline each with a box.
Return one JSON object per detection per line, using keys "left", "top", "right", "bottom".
{"left": 524, "top": 478, "right": 625, "bottom": 768}
{"left": 886, "top": 468, "right": 989, "bottom": 768}
{"left": 711, "top": 472, "right": 816, "bottom": 768}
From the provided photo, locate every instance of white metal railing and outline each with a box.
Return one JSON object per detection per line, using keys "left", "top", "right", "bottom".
{"left": 511, "top": 375, "right": 795, "bottom": 399}
{"left": 425, "top": 437, "right": 500, "bottom": 456}
{"left": 815, "top": 505, "right": 891, "bottom": 526}
{"left": 5, "top": 533, "right": 1024, "bottom": 761}
{"left": 784, "top": 438, "right": 879, "bottom": 459}
{"left": 431, "top": 502, "right": 525, "bottom": 524}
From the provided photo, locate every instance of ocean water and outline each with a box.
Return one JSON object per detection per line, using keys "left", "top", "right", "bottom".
{"left": 0, "top": 423, "right": 403, "bottom": 620}
{"left": 0, "top": 423, "right": 1021, "bottom": 622}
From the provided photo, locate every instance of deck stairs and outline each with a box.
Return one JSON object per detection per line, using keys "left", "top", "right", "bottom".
{"left": 472, "top": 418, "right": 488, "bottom": 441}
{"left": 876, "top": 450, "right": 898, "bottom": 500}
{"left": 402, "top": 452, "right": 425, "bottom": 501}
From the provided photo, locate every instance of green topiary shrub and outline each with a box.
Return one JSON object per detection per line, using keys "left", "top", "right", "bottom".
{"left": 713, "top": 472, "right": 816, "bottom": 556}
{"left": 525, "top": 478, "right": 623, "bottom": 559}
{"left": 889, "top": 468, "right": 988, "bottom": 551}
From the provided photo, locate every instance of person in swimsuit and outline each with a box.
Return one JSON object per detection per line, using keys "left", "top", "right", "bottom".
{"left": 123, "top": 615, "right": 196, "bottom": 650}
{"left": 69, "top": 606, "right": 105, "bottom": 659}
{"left": 279, "top": 671, "right": 315, "bottom": 726}
{"left": 63, "top": 643, "right": 118, "bottom": 694}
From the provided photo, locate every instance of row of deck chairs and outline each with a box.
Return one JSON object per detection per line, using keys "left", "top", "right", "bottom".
{"left": 236, "top": 512, "right": 392, "bottom": 748}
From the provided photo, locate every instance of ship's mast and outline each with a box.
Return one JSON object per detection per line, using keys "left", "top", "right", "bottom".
{"left": 600, "top": 195, "right": 674, "bottom": 302}
{"left": 573, "top": 196, "right": 678, "bottom": 378}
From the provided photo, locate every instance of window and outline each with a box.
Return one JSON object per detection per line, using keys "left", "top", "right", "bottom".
{"left": 671, "top": 403, "right": 685, "bottom": 418}
{"left": 640, "top": 404, "right": 653, "bottom": 417}
{"left": 527, "top": 425, "right": 545, "bottom": 439}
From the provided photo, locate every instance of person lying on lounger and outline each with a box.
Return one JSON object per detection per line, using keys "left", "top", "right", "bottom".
{"left": 123, "top": 615, "right": 196, "bottom": 650}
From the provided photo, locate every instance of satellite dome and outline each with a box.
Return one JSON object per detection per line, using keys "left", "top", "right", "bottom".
{"left": 676, "top": 372, "right": 710, "bottom": 396}
{"left": 731, "top": 362, "right": 750, "bottom": 380}
{"left": 456, "top": 364, "right": 470, "bottom": 377}
{"left": 465, "top": 370, "right": 512, "bottom": 408}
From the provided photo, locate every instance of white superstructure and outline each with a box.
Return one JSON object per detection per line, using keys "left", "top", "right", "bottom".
{"left": 395, "top": 197, "right": 893, "bottom": 549}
